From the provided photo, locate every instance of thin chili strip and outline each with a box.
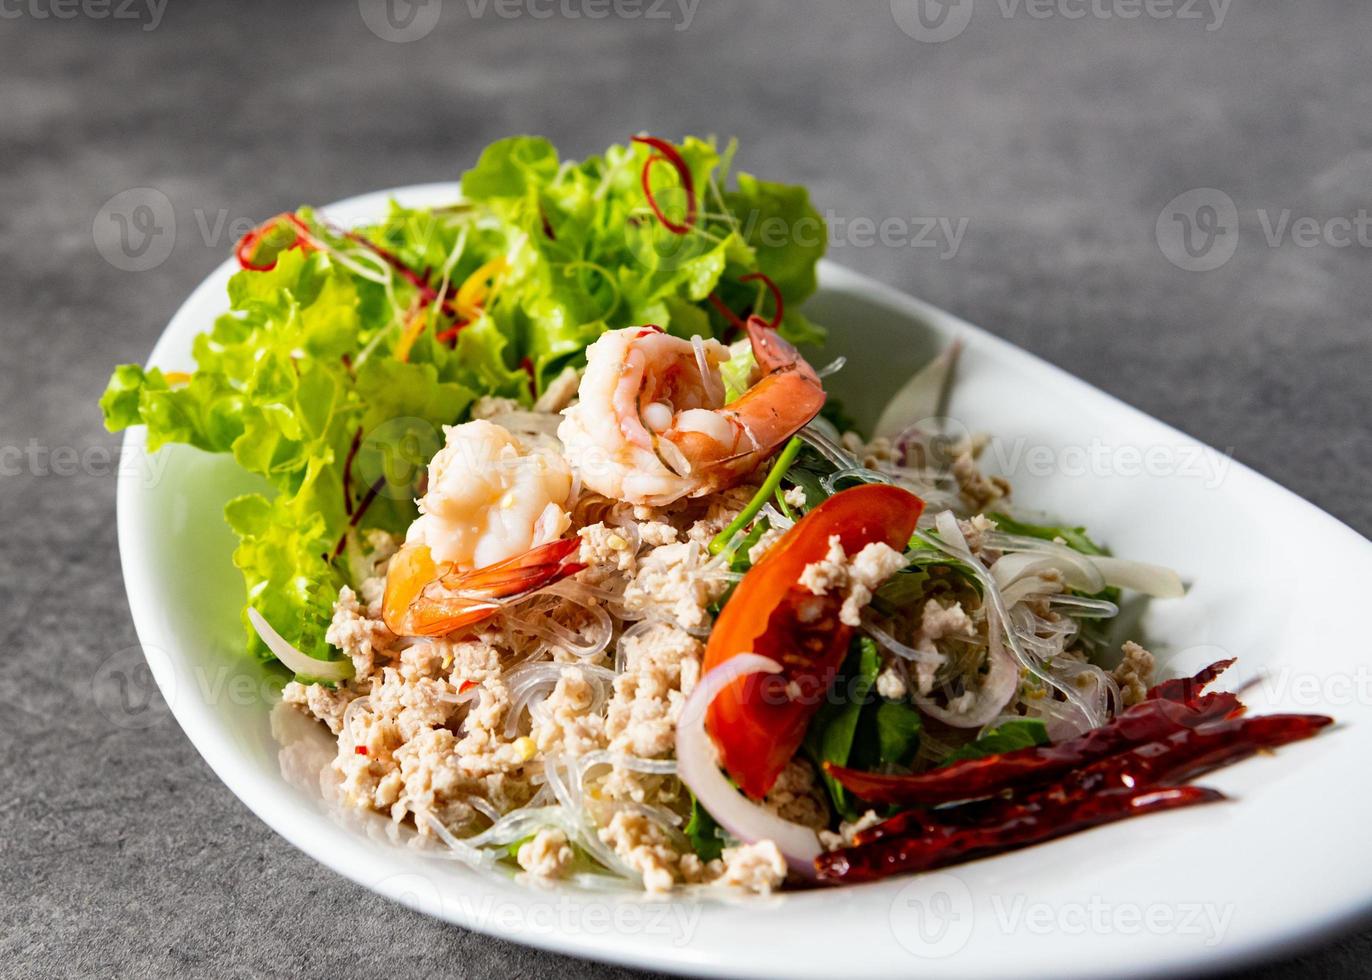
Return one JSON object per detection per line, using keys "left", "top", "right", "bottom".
{"left": 341, "top": 427, "right": 363, "bottom": 517}
{"left": 707, "top": 293, "right": 750, "bottom": 334}
{"left": 344, "top": 231, "right": 457, "bottom": 316}
{"left": 632, "top": 135, "right": 697, "bottom": 234}
{"left": 236, "top": 213, "right": 314, "bottom": 272}
{"left": 330, "top": 476, "right": 386, "bottom": 560}
{"left": 740, "top": 272, "right": 784, "bottom": 330}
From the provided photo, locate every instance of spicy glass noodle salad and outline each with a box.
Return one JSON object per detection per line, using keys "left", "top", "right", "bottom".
{"left": 102, "top": 135, "right": 1331, "bottom": 894}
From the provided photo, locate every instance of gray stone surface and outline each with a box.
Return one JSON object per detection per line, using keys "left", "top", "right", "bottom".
{"left": 2, "top": 0, "right": 1369, "bottom": 977}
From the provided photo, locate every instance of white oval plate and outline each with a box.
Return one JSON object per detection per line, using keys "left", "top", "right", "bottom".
{"left": 119, "top": 185, "right": 1372, "bottom": 978}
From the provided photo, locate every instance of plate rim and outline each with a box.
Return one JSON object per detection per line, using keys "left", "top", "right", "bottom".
{"left": 116, "top": 182, "right": 1372, "bottom": 979}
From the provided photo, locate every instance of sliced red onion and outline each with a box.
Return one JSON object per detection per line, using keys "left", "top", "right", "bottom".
{"left": 248, "top": 608, "right": 353, "bottom": 683}
{"left": 931, "top": 510, "right": 1101, "bottom": 729}
{"left": 873, "top": 340, "right": 962, "bottom": 442}
{"left": 988, "top": 542, "right": 1106, "bottom": 595}
{"left": 1090, "top": 556, "right": 1185, "bottom": 598}
{"left": 674, "top": 654, "right": 822, "bottom": 879}
{"left": 908, "top": 606, "right": 1020, "bottom": 728}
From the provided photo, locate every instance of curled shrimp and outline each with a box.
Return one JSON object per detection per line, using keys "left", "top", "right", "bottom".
{"left": 558, "top": 317, "right": 825, "bottom": 506}
{"left": 383, "top": 420, "right": 582, "bottom": 637}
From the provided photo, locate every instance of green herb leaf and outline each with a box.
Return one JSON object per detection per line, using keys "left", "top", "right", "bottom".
{"left": 804, "top": 637, "right": 881, "bottom": 818}
{"left": 941, "top": 719, "right": 1050, "bottom": 765}
{"left": 872, "top": 701, "right": 923, "bottom": 768}
{"left": 987, "top": 512, "right": 1109, "bottom": 557}
{"left": 685, "top": 794, "right": 726, "bottom": 863}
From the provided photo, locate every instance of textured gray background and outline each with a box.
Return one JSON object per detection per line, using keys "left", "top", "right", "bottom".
{"left": 2, "top": 0, "right": 1369, "bottom": 977}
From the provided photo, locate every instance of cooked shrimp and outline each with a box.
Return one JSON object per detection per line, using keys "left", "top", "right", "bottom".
{"left": 384, "top": 420, "right": 580, "bottom": 637}
{"left": 406, "top": 419, "right": 572, "bottom": 568}
{"left": 558, "top": 317, "right": 825, "bottom": 506}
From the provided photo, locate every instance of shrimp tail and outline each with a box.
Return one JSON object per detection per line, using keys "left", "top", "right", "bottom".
{"left": 744, "top": 315, "right": 820, "bottom": 387}
{"left": 722, "top": 316, "right": 826, "bottom": 450}
{"left": 439, "top": 538, "right": 583, "bottom": 596}
{"left": 383, "top": 540, "right": 583, "bottom": 638}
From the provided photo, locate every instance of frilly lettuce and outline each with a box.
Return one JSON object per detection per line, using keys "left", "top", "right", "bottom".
{"left": 101, "top": 135, "right": 829, "bottom": 673}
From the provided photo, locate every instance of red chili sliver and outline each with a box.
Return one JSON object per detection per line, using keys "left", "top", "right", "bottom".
{"left": 434, "top": 323, "right": 466, "bottom": 346}
{"left": 632, "top": 135, "right": 697, "bottom": 234}
{"left": 235, "top": 213, "right": 313, "bottom": 271}
{"left": 707, "top": 293, "right": 750, "bottom": 334}
{"left": 740, "top": 273, "right": 784, "bottom": 330}
{"left": 520, "top": 356, "right": 537, "bottom": 399}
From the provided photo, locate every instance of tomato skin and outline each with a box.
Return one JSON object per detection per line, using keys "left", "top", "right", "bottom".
{"left": 703, "top": 483, "right": 925, "bottom": 800}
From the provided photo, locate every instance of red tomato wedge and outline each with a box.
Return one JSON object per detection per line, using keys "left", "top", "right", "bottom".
{"left": 703, "top": 483, "right": 925, "bottom": 799}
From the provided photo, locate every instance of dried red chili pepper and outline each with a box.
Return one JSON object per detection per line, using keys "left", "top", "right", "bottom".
{"left": 1050, "top": 712, "right": 1332, "bottom": 798}
{"left": 825, "top": 690, "right": 1244, "bottom": 806}
{"left": 855, "top": 711, "right": 1331, "bottom": 848}
{"left": 1148, "top": 657, "right": 1238, "bottom": 703}
{"left": 817, "top": 785, "right": 1223, "bottom": 883}
{"left": 816, "top": 655, "right": 1330, "bottom": 882}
